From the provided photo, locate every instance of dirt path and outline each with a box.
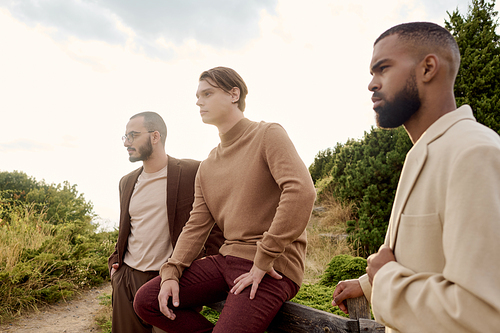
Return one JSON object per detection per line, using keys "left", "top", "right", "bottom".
{"left": 0, "top": 283, "right": 112, "bottom": 333}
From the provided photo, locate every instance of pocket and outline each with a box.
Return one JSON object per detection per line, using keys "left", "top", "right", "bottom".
{"left": 110, "top": 265, "right": 123, "bottom": 288}
{"left": 396, "top": 213, "right": 445, "bottom": 273}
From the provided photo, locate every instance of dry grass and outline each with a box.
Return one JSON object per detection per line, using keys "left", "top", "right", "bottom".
{"left": 0, "top": 206, "right": 53, "bottom": 271}
{"left": 303, "top": 196, "right": 357, "bottom": 284}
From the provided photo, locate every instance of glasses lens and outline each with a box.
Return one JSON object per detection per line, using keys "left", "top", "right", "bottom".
{"left": 122, "top": 134, "right": 133, "bottom": 143}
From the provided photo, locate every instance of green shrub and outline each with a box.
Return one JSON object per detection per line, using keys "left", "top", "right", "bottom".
{"left": 315, "top": 127, "right": 411, "bottom": 257}
{"left": 290, "top": 254, "right": 368, "bottom": 318}
{"left": 319, "top": 254, "right": 367, "bottom": 287}
{"left": 201, "top": 307, "right": 220, "bottom": 325}
{"left": 0, "top": 171, "right": 94, "bottom": 225}
{"left": 0, "top": 203, "right": 118, "bottom": 323}
{"left": 310, "top": 0, "right": 500, "bottom": 258}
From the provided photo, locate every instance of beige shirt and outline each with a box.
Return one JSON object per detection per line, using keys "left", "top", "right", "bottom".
{"left": 123, "top": 164, "right": 173, "bottom": 271}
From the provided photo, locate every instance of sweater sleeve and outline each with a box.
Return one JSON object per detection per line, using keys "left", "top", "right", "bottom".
{"left": 160, "top": 169, "right": 216, "bottom": 284}
{"left": 371, "top": 144, "right": 500, "bottom": 332}
{"left": 253, "top": 124, "right": 316, "bottom": 272}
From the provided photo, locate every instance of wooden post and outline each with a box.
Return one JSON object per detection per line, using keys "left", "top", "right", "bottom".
{"left": 346, "top": 296, "right": 370, "bottom": 320}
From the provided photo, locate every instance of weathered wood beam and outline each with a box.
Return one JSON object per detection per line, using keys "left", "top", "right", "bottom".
{"left": 208, "top": 298, "right": 385, "bottom": 333}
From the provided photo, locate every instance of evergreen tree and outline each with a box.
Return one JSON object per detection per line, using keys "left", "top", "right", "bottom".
{"left": 319, "top": 127, "right": 412, "bottom": 256}
{"left": 309, "top": 147, "right": 334, "bottom": 184}
{"left": 446, "top": 0, "right": 500, "bottom": 134}
{"left": 311, "top": 1, "right": 500, "bottom": 256}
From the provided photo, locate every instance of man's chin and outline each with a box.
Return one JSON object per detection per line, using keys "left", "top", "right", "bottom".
{"left": 129, "top": 156, "right": 141, "bottom": 162}
{"left": 375, "top": 112, "right": 398, "bottom": 130}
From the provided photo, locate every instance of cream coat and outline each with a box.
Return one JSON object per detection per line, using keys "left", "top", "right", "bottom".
{"left": 359, "top": 105, "right": 500, "bottom": 332}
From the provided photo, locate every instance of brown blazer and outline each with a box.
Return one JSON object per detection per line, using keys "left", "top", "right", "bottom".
{"left": 108, "top": 155, "right": 224, "bottom": 273}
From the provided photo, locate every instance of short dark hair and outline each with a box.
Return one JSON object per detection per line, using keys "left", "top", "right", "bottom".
{"left": 375, "top": 22, "right": 460, "bottom": 71}
{"left": 130, "top": 111, "right": 167, "bottom": 146}
{"left": 199, "top": 67, "right": 249, "bottom": 111}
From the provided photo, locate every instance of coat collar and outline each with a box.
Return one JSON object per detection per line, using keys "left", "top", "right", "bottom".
{"left": 388, "top": 105, "right": 475, "bottom": 248}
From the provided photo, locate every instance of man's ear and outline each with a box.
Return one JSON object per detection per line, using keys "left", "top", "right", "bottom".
{"left": 151, "top": 131, "right": 161, "bottom": 145}
{"left": 420, "top": 54, "right": 439, "bottom": 83}
{"left": 230, "top": 87, "right": 240, "bottom": 103}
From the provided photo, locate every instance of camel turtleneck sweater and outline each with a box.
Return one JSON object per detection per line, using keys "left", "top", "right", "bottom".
{"left": 160, "top": 118, "right": 316, "bottom": 286}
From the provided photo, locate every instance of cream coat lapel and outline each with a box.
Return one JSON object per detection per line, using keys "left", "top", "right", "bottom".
{"left": 388, "top": 105, "right": 475, "bottom": 249}
{"left": 388, "top": 141, "right": 427, "bottom": 249}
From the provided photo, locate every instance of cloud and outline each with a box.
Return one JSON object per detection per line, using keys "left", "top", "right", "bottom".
{"left": 0, "top": 0, "right": 277, "bottom": 59}
{"left": 0, "top": 0, "right": 126, "bottom": 44}
{"left": 0, "top": 139, "right": 52, "bottom": 152}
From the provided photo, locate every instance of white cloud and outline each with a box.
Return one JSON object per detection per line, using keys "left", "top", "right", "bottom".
{"left": 0, "top": 0, "right": 491, "bottom": 229}
{"left": 0, "top": 0, "right": 278, "bottom": 60}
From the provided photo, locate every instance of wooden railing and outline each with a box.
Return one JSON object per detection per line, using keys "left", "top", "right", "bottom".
{"left": 209, "top": 296, "right": 385, "bottom": 332}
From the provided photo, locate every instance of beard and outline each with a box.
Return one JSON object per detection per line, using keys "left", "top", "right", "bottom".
{"left": 129, "top": 139, "right": 153, "bottom": 162}
{"left": 374, "top": 73, "right": 421, "bottom": 129}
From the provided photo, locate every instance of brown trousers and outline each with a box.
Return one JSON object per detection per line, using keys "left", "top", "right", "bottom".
{"left": 111, "top": 263, "right": 166, "bottom": 333}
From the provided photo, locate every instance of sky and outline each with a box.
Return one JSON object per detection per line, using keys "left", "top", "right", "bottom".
{"left": 0, "top": 0, "right": 493, "bottom": 230}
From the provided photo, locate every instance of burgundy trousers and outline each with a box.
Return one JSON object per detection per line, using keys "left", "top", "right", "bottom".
{"left": 134, "top": 255, "right": 299, "bottom": 333}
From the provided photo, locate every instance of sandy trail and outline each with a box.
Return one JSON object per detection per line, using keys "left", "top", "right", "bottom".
{"left": 0, "top": 283, "right": 112, "bottom": 333}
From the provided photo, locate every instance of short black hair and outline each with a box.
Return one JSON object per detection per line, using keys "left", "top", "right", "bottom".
{"left": 375, "top": 22, "right": 460, "bottom": 76}
{"left": 130, "top": 111, "right": 167, "bottom": 146}
{"left": 375, "top": 22, "right": 459, "bottom": 59}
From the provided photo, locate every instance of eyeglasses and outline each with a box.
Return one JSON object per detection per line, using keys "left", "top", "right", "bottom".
{"left": 122, "top": 131, "right": 155, "bottom": 143}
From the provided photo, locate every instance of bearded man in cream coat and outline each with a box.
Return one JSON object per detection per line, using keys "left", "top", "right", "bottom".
{"left": 332, "top": 22, "right": 500, "bottom": 332}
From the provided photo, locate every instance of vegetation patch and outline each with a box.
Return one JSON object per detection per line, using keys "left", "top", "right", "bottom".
{"left": 0, "top": 171, "right": 117, "bottom": 324}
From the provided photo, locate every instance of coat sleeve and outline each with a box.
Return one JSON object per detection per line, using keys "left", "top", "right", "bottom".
{"left": 371, "top": 144, "right": 500, "bottom": 332}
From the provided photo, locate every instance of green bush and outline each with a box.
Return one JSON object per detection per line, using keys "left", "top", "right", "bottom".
{"left": 291, "top": 254, "right": 368, "bottom": 318}
{"left": 319, "top": 254, "right": 367, "bottom": 287}
{"left": 0, "top": 215, "right": 118, "bottom": 322}
{"left": 0, "top": 171, "right": 94, "bottom": 225}
{"left": 310, "top": 0, "right": 500, "bottom": 258}
{"left": 314, "top": 127, "right": 412, "bottom": 257}
{"left": 0, "top": 171, "right": 118, "bottom": 323}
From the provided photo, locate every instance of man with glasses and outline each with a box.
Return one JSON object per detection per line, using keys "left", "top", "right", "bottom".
{"left": 108, "top": 111, "right": 223, "bottom": 333}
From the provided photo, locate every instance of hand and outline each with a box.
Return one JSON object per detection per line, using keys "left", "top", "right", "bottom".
{"left": 230, "top": 265, "right": 282, "bottom": 300}
{"left": 158, "top": 280, "right": 180, "bottom": 320}
{"left": 110, "top": 263, "right": 119, "bottom": 278}
{"left": 366, "top": 244, "right": 396, "bottom": 285}
{"left": 331, "top": 279, "right": 363, "bottom": 314}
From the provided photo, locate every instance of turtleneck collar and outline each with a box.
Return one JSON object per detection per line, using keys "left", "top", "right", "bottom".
{"left": 219, "top": 118, "right": 252, "bottom": 147}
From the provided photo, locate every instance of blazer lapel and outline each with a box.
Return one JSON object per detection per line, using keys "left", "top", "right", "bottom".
{"left": 167, "top": 155, "right": 180, "bottom": 237}
{"left": 388, "top": 143, "right": 427, "bottom": 249}
{"left": 388, "top": 106, "right": 476, "bottom": 249}
{"left": 121, "top": 167, "right": 142, "bottom": 224}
